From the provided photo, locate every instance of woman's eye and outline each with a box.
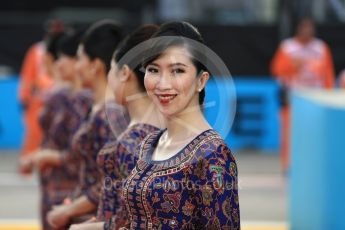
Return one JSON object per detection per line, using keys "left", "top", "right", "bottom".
{"left": 172, "top": 68, "right": 185, "bottom": 74}
{"left": 146, "top": 67, "right": 159, "bottom": 74}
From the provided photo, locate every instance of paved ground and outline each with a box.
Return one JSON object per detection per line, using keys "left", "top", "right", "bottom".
{"left": 236, "top": 150, "right": 287, "bottom": 222}
{"left": 0, "top": 150, "right": 288, "bottom": 229}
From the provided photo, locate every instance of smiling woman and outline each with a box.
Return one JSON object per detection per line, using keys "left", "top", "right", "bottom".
{"left": 144, "top": 46, "right": 205, "bottom": 117}
{"left": 120, "top": 21, "right": 240, "bottom": 230}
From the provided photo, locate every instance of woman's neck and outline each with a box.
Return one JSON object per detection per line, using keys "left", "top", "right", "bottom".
{"left": 93, "top": 75, "right": 107, "bottom": 105}
{"left": 126, "top": 93, "right": 164, "bottom": 129}
{"left": 164, "top": 107, "right": 211, "bottom": 142}
{"left": 54, "top": 79, "right": 71, "bottom": 89}
{"left": 70, "top": 77, "right": 82, "bottom": 92}
{"left": 150, "top": 106, "right": 211, "bottom": 161}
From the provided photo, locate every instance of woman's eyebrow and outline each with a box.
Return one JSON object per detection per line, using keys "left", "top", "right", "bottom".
{"left": 148, "top": 62, "right": 188, "bottom": 68}
{"left": 148, "top": 62, "right": 159, "bottom": 67}
{"left": 169, "top": 62, "right": 188, "bottom": 67}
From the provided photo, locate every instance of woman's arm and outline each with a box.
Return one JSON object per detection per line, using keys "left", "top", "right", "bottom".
{"left": 193, "top": 142, "right": 240, "bottom": 229}
{"left": 47, "top": 195, "right": 97, "bottom": 229}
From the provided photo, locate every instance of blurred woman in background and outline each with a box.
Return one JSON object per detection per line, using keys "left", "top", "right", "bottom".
{"left": 69, "top": 24, "right": 164, "bottom": 230}
{"left": 26, "top": 29, "right": 73, "bottom": 230}
{"left": 46, "top": 20, "right": 129, "bottom": 230}
{"left": 28, "top": 28, "right": 95, "bottom": 230}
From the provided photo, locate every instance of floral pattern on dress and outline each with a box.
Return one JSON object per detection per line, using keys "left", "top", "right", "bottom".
{"left": 39, "top": 87, "right": 94, "bottom": 230}
{"left": 122, "top": 129, "right": 240, "bottom": 230}
{"left": 71, "top": 101, "right": 129, "bottom": 207}
{"left": 96, "top": 124, "right": 160, "bottom": 229}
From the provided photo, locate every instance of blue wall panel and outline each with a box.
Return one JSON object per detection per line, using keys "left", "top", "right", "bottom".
{"left": 204, "top": 77, "right": 280, "bottom": 152}
{"left": 0, "top": 77, "right": 24, "bottom": 149}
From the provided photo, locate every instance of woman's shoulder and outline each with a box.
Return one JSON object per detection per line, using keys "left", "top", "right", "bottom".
{"left": 131, "top": 123, "right": 162, "bottom": 138}
{"left": 188, "top": 130, "right": 238, "bottom": 188}
{"left": 98, "top": 139, "right": 117, "bottom": 156}
{"left": 190, "top": 129, "right": 236, "bottom": 165}
{"left": 99, "top": 101, "right": 129, "bottom": 126}
{"left": 119, "top": 123, "right": 159, "bottom": 141}
{"left": 96, "top": 140, "right": 117, "bottom": 167}
{"left": 45, "top": 87, "right": 65, "bottom": 102}
{"left": 137, "top": 129, "right": 164, "bottom": 158}
{"left": 91, "top": 102, "right": 125, "bottom": 123}
{"left": 72, "top": 89, "right": 94, "bottom": 105}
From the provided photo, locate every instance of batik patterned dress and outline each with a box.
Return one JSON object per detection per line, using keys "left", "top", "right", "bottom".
{"left": 50, "top": 89, "right": 93, "bottom": 149}
{"left": 71, "top": 101, "right": 129, "bottom": 221}
{"left": 58, "top": 89, "right": 94, "bottom": 168}
{"left": 95, "top": 124, "right": 160, "bottom": 229}
{"left": 45, "top": 89, "right": 94, "bottom": 192}
{"left": 122, "top": 129, "right": 240, "bottom": 230}
{"left": 39, "top": 86, "right": 93, "bottom": 230}
{"left": 39, "top": 86, "right": 70, "bottom": 148}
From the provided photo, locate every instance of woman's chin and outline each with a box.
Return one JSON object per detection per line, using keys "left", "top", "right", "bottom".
{"left": 157, "top": 102, "right": 192, "bottom": 119}
{"left": 158, "top": 107, "right": 176, "bottom": 118}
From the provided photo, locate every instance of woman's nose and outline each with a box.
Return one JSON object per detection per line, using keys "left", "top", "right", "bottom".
{"left": 156, "top": 72, "right": 173, "bottom": 90}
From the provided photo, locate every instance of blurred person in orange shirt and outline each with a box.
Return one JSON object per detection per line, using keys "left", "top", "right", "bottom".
{"left": 18, "top": 20, "right": 64, "bottom": 175}
{"left": 271, "top": 17, "right": 335, "bottom": 172}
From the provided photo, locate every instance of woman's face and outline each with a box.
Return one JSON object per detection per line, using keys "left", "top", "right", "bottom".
{"left": 144, "top": 46, "right": 203, "bottom": 118}
{"left": 108, "top": 59, "right": 124, "bottom": 105}
{"left": 56, "top": 54, "right": 77, "bottom": 82}
{"left": 75, "top": 45, "right": 94, "bottom": 88}
{"left": 296, "top": 19, "right": 315, "bottom": 42}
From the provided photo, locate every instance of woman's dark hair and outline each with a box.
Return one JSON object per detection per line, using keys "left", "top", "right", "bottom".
{"left": 113, "top": 24, "right": 159, "bottom": 91}
{"left": 80, "top": 19, "right": 123, "bottom": 73}
{"left": 57, "top": 29, "right": 83, "bottom": 57}
{"left": 45, "top": 31, "right": 66, "bottom": 60}
{"left": 142, "top": 21, "right": 208, "bottom": 105}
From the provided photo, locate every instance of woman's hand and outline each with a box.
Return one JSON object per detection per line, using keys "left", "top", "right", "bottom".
{"left": 18, "top": 155, "right": 34, "bottom": 175}
{"left": 47, "top": 204, "right": 72, "bottom": 229}
{"left": 32, "top": 149, "right": 61, "bottom": 171}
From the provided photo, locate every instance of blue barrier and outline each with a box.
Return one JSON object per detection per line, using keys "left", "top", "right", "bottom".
{"left": 204, "top": 77, "right": 280, "bottom": 152}
{"left": 204, "top": 76, "right": 236, "bottom": 147}
{"left": 1, "top": 76, "right": 280, "bottom": 152}
{"left": 290, "top": 91, "right": 345, "bottom": 230}
{"left": 0, "top": 76, "right": 24, "bottom": 149}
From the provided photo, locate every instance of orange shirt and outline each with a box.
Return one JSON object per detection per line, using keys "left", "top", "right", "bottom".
{"left": 19, "top": 42, "right": 53, "bottom": 104}
{"left": 18, "top": 42, "right": 53, "bottom": 156}
{"left": 271, "top": 38, "right": 335, "bottom": 89}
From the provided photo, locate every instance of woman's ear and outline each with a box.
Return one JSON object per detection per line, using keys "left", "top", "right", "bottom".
{"left": 119, "top": 64, "right": 131, "bottom": 82}
{"left": 197, "top": 71, "right": 210, "bottom": 92}
{"left": 93, "top": 58, "right": 107, "bottom": 75}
